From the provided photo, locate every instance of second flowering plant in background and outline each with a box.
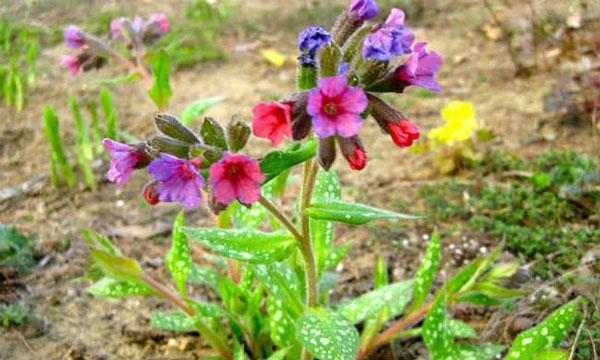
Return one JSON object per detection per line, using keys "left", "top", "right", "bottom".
{"left": 82, "top": 1, "right": 580, "bottom": 359}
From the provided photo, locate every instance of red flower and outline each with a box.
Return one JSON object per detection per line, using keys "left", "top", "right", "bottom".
{"left": 209, "top": 152, "right": 266, "bottom": 206}
{"left": 387, "top": 120, "right": 419, "bottom": 147}
{"left": 252, "top": 102, "right": 292, "bottom": 146}
{"left": 339, "top": 136, "right": 367, "bottom": 170}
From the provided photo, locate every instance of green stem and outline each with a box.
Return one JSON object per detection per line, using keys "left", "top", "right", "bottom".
{"left": 258, "top": 196, "right": 303, "bottom": 242}
{"left": 140, "top": 274, "right": 232, "bottom": 360}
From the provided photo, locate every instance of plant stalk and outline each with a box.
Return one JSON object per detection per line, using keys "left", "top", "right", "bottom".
{"left": 140, "top": 274, "right": 232, "bottom": 360}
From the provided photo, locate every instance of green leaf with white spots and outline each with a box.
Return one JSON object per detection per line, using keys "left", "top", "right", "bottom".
{"left": 296, "top": 308, "right": 359, "bottom": 360}
{"left": 183, "top": 227, "right": 296, "bottom": 264}
{"left": 337, "top": 281, "right": 413, "bottom": 324}
{"left": 311, "top": 169, "right": 341, "bottom": 274}
{"left": 187, "top": 263, "right": 221, "bottom": 290}
{"left": 448, "top": 319, "right": 477, "bottom": 339}
{"left": 446, "top": 344, "right": 504, "bottom": 360}
{"left": 532, "top": 349, "right": 569, "bottom": 360}
{"left": 87, "top": 277, "right": 156, "bottom": 298}
{"left": 266, "top": 347, "right": 290, "bottom": 360}
{"left": 253, "top": 263, "right": 304, "bottom": 315}
{"left": 423, "top": 296, "right": 453, "bottom": 359}
{"left": 189, "top": 300, "right": 228, "bottom": 318}
{"left": 151, "top": 311, "right": 196, "bottom": 332}
{"left": 260, "top": 138, "right": 317, "bottom": 182}
{"left": 81, "top": 228, "right": 121, "bottom": 255}
{"left": 306, "top": 200, "right": 421, "bottom": 225}
{"left": 232, "top": 181, "right": 275, "bottom": 228}
{"left": 324, "top": 242, "right": 352, "bottom": 270}
{"left": 506, "top": 299, "right": 578, "bottom": 360}
{"left": 266, "top": 295, "right": 299, "bottom": 348}
{"left": 410, "top": 231, "right": 441, "bottom": 312}
{"left": 89, "top": 247, "right": 143, "bottom": 282}
{"left": 166, "top": 212, "right": 190, "bottom": 297}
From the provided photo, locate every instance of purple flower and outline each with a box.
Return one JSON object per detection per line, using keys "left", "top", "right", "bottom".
{"left": 132, "top": 16, "right": 145, "bottom": 32}
{"left": 384, "top": 8, "right": 406, "bottom": 29}
{"left": 103, "top": 139, "right": 144, "bottom": 186}
{"left": 348, "top": 0, "right": 379, "bottom": 21}
{"left": 298, "top": 26, "right": 331, "bottom": 53}
{"left": 64, "top": 25, "right": 85, "bottom": 49}
{"left": 363, "top": 27, "right": 414, "bottom": 61}
{"left": 396, "top": 42, "right": 443, "bottom": 92}
{"left": 110, "top": 18, "right": 125, "bottom": 41}
{"left": 61, "top": 55, "right": 81, "bottom": 76}
{"left": 208, "top": 152, "right": 266, "bottom": 206}
{"left": 148, "top": 13, "right": 169, "bottom": 33}
{"left": 307, "top": 75, "right": 368, "bottom": 138}
{"left": 148, "top": 154, "right": 205, "bottom": 209}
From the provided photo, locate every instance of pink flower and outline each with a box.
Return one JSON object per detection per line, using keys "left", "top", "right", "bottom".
{"left": 252, "top": 102, "right": 292, "bottom": 146}
{"left": 307, "top": 75, "right": 368, "bottom": 138}
{"left": 149, "top": 13, "right": 169, "bottom": 33}
{"left": 148, "top": 154, "right": 205, "bottom": 209}
{"left": 385, "top": 8, "right": 406, "bottom": 29}
{"left": 61, "top": 55, "right": 81, "bottom": 76}
{"left": 64, "top": 25, "right": 85, "bottom": 49}
{"left": 396, "top": 42, "right": 443, "bottom": 92}
{"left": 208, "top": 152, "right": 266, "bottom": 206}
{"left": 110, "top": 18, "right": 125, "bottom": 41}
{"left": 103, "top": 139, "right": 144, "bottom": 186}
{"left": 387, "top": 120, "right": 420, "bottom": 147}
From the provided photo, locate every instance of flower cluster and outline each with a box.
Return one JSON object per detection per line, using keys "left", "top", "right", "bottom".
{"left": 61, "top": 14, "right": 169, "bottom": 77}
{"left": 103, "top": 114, "right": 264, "bottom": 210}
{"left": 251, "top": 0, "right": 442, "bottom": 171}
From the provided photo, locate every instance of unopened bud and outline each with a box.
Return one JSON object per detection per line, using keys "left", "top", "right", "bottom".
{"left": 338, "top": 136, "right": 367, "bottom": 170}
{"left": 207, "top": 195, "right": 228, "bottom": 215}
{"left": 201, "top": 117, "right": 228, "bottom": 150}
{"left": 147, "top": 135, "right": 190, "bottom": 158}
{"left": 154, "top": 113, "right": 200, "bottom": 144}
{"left": 317, "top": 136, "right": 336, "bottom": 171}
{"left": 143, "top": 182, "right": 160, "bottom": 205}
{"left": 226, "top": 118, "right": 251, "bottom": 152}
{"left": 319, "top": 43, "right": 342, "bottom": 78}
{"left": 288, "top": 92, "right": 312, "bottom": 141}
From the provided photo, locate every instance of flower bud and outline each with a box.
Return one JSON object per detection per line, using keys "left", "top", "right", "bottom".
{"left": 338, "top": 136, "right": 367, "bottom": 170}
{"left": 201, "top": 117, "right": 228, "bottom": 150}
{"left": 318, "top": 43, "right": 342, "bottom": 78}
{"left": 154, "top": 113, "right": 200, "bottom": 144}
{"left": 341, "top": 24, "right": 372, "bottom": 63}
{"left": 147, "top": 135, "right": 191, "bottom": 158}
{"left": 143, "top": 182, "right": 160, "bottom": 205}
{"left": 226, "top": 118, "right": 251, "bottom": 152}
{"left": 207, "top": 194, "right": 228, "bottom": 215}
{"left": 317, "top": 136, "right": 336, "bottom": 171}
{"left": 367, "top": 93, "right": 420, "bottom": 147}
{"left": 288, "top": 92, "right": 312, "bottom": 141}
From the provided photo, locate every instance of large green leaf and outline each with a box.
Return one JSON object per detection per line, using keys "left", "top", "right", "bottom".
{"left": 148, "top": 50, "right": 172, "bottom": 110}
{"left": 410, "top": 231, "right": 441, "bottom": 312}
{"left": 296, "top": 308, "right": 359, "bottom": 360}
{"left": 184, "top": 227, "right": 296, "bottom": 264}
{"left": 187, "top": 263, "right": 221, "bottom": 290}
{"left": 446, "top": 344, "right": 504, "bottom": 360}
{"left": 423, "top": 297, "right": 453, "bottom": 359}
{"left": 180, "top": 96, "right": 225, "bottom": 125}
{"left": 506, "top": 300, "right": 578, "bottom": 360}
{"left": 260, "top": 138, "right": 317, "bottom": 182}
{"left": 311, "top": 169, "right": 341, "bottom": 274}
{"left": 306, "top": 199, "right": 421, "bottom": 225}
{"left": 166, "top": 212, "right": 191, "bottom": 297}
{"left": 337, "top": 281, "right": 413, "bottom": 324}
{"left": 87, "top": 277, "right": 155, "bottom": 298}
{"left": 253, "top": 263, "right": 303, "bottom": 315}
{"left": 89, "top": 247, "right": 143, "bottom": 282}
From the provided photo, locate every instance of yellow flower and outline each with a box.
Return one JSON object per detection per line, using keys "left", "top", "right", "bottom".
{"left": 428, "top": 101, "right": 478, "bottom": 146}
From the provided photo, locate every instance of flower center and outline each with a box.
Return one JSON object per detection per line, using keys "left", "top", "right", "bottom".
{"left": 180, "top": 163, "right": 196, "bottom": 179}
{"left": 323, "top": 101, "right": 338, "bottom": 116}
{"left": 226, "top": 163, "right": 243, "bottom": 179}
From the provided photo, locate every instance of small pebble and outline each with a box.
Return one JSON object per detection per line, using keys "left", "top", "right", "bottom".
{"left": 116, "top": 200, "right": 124, "bottom": 207}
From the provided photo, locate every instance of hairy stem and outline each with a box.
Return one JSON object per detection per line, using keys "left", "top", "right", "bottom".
{"left": 258, "top": 196, "right": 303, "bottom": 241}
{"left": 140, "top": 274, "right": 232, "bottom": 360}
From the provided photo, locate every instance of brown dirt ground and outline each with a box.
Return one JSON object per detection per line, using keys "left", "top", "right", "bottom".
{"left": 0, "top": 0, "right": 598, "bottom": 359}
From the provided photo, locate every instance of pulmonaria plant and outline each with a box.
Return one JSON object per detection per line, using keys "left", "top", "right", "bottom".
{"left": 83, "top": 2, "right": 579, "bottom": 360}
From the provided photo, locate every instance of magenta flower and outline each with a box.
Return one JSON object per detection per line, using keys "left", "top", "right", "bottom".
{"left": 110, "top": 18, "right": 125, "bottom": 41}
{"left": 103, "top": 139, "right": 144, "bottom": 186}
{"left": 385, "top": 8, "right": 406, "bottom": 29}
{"left": 148, "top": 154, "right": 205, "bottom": 209}
{"left": 307, "top": 75, "right": 368, "bottom": 138}
{"left": 208, "top": 152, "right": 265, "bottom": 206}
{"left": 348, "top": 0, "right": 379, "bottom": 21}
{"left": 363, "top": 27, "right": 414, "bottom": 61}
{"left": 61, "top": 55, "right": 81, "bottom": 76}
{"left": 64, "top": 25, "right": 86, "bottom": 49}
{"left": 396, "top": 42, "right": 443, "bottom": 92}
{"left": 148, "top": 13, "right": 169, "bottom": 33}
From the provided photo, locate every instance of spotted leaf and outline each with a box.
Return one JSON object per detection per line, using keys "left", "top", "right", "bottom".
{"left": 151, "top": 311, "right": 196, "bottom": 332}
{"left": 166, "top": 212, "right": 190, "bottom": 297}
{"left": 506, "top": 299, "right": 578, "bottom": 360}
{"left": 183, "top": 227, "right": 296, "bottom": 264}
{"left": 296, "top": 308, "right": 359, "bottom": 360}
{"left": 423, "top": 296, "right": 453, "bottom": 359}
{"left": 306, "top": 200, "right": 421, "bottom": 225}
{"left": 337, "top": 281, "right": 413, "bottom": 324}
{"left": 410, "top": 231, "right": 441, "bottom": 312}
{"left": 311, "top": 169, "right": 341, "bottom": 274}
{"left": 87, "top": 277, "right": 156, "bottom": 298}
